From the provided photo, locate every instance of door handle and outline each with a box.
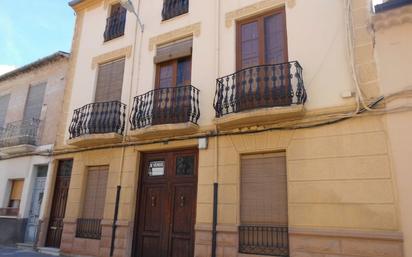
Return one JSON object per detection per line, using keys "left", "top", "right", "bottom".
{"left": 50, "top": 226, "right": 58, "bottom": 230}
{"left": 180, "top": 195, "right": 185, "bottom": 207}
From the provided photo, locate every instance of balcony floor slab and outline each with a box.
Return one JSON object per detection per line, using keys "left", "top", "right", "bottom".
{"left": 129, "top": 122, "right": 199, "bottom": 140}
{"left": 214, "top": 104, "right": 305, "bottom": 131}
{"left": 0, "top": 144, "right": 36, "bottom": 155}
{"left": 67, "top": 132, "right": 123, "bottom": 147}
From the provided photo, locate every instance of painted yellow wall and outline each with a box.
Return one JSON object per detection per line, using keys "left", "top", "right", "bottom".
{"left": 375, "top": 20, "right": 412, "bottom": 257}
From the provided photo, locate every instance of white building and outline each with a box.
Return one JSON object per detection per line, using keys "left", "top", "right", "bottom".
{"left": 0, "top": 52, "right": 69, "bottom": 246}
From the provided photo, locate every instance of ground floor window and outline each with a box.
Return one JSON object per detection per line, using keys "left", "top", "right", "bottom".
{"left": 75, "top": 166, "right": 108, "bottom": 240}
{"left": 239, "top": 152, "right": 289, "bottom": 256}
{"left": 8, "top": 179, "right": 24, "bottom": 209}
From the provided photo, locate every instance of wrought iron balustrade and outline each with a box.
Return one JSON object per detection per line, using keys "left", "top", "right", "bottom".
{"left": 0, "top": 208, "right": 19, "bottom": 217}
{"left": 103, "top": 9, "right": 126, "bottom": 42}
{"left": 68, "top": 101, "right": 126, "bottom": 139}
{"left": 162, "top": 0, "right": 189, "bottom": 20}
{"left": 0, "top": 119, "right": 40, "bottom": 148}
{"left": 130, "top": 85, "right": 200, "bottom": 130}
{"left": 75, "top": 218, "right": 102, "bottom": 240}
{"left": 239, "top": 225, "right": 289, "bottom": 256}
{"left": 213, "top": 61, "right": 306, "bottom": 118}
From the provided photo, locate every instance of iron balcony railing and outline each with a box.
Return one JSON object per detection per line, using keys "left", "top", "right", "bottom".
{"left": 68, "top": 101, "right": 126, "bottom": 139}
{"left": 213, "top": 61, "right": 306, "bottom": 118}
{"left": 75, "top": 218, "right": 102, "bottom": 240}
{"left": 239, "top": 225, "right": 289, "bottom": 256}
{"left": 162, "top": 0, "right": 189, "bottom": 20}
{"left": 0, "top": 208, "right": 19, "bottom": 217}
{"left": 103, "top": 9, "right": 126, "bottom": 42}
{"left": 130, "top": 85, "right": 200, "bottom": 130}
{"left": 0, "top": 119, "right": 40, "bottom": 148}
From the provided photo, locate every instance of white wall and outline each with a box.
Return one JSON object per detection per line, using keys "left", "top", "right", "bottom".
{"left": 66, "top": 0, "right": 357, "bottom": 139}
{"left": 0, "top": 156, "right": 50, "bottom": 218}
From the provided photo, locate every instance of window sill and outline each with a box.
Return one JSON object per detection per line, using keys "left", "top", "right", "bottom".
{"left": 161, "top": 12, "right": 189, "bottom": 24}
{"left": 103, "top": 34, "right": 125, "bottom": 45}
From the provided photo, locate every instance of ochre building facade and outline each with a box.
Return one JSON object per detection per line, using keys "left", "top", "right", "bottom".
{"left": 36, "top": 0, "right": 412, "bottom": 257}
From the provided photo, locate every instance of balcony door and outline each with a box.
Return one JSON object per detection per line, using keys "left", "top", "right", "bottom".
{"left": 91, "top": 58, "right": 125, "bottom": 134}
{"left": 236, "top": 8, "right": 290, "bottom": 111}
{"left": 153, "top": 57, "right": 192, "bottom": 125}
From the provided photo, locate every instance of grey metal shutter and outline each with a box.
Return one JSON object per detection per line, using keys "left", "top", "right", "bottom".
{"left": 23, "top": 83, "right": 46, "bottom": 122}
{"left": 95, "top": 58, "right": 125, "bottom": 102}
{"left": 240, "top": 152, "right": 288, "bottom": 225}
{"left": 83, "top": 166, "right": 109, "bottom": 219}
{"left": 154, "top": 38, "right": 193, "bottom": 64}
{"left": 0, "top": 94, "right": 10, "bottom": 127}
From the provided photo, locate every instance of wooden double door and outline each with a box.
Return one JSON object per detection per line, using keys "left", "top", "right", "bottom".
{"left": 134, "top": 149, "right": 198, "bottom": 257}
{"left": 45, "top": 160, "right": 73, "bottom": 248}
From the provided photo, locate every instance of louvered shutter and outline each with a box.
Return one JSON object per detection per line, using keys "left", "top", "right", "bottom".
{"left": 83, "top": 166, "right": 109, "bottom": 219}
{"left": 240, "top": 153, "right": 288, "bottom": 225}
{"left": 95, "top": 59, "right": 125, "bottom": 102}
{"left": 23, "top": 83, "right": 46, "bottom": 122}
{"left": 154, "top": 38, "right": 192, "bottom": 64}
{"left": 0, "top": 94, "right": 10, "bottom": 127}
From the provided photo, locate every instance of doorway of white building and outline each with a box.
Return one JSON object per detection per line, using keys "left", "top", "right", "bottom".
{"left": 24, "top": 165, "right": 48, "bottom": 244}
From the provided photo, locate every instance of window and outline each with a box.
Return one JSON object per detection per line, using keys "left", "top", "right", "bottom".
{"left": 76, "top": 166, "right": 108, "bottom": 239}
{"left": 8, "top": 179, "right": 24, "bottom": 209}
{"left": 162, "top": 0, "right": 189, "bottom": 20}
{"left": 237, "top": 8, "right": 287, "bottom": 70}
{"left": 239, "top": 153, "right": 289, "bottom": 256}
{"left": 0, "top": 94, "right": 10, "bottom": 128}
{"left": 104, "top": 3, "right": 126, "bottom": 42}
{"left": 23, "top": 83, "right": 46, "bottom": 122}
{"left": 156, "top": 57, "right": 192, "bottom": 89}
{"left": 95, "top": 58, "right": 125, "bottom": 102}
{"left": 82, "top": 166, "right": 108, "bottom": 219}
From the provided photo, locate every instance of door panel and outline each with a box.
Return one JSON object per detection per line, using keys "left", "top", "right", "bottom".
{"left": 171, "top": 185, "right": 195, "bottom": 234}
{"left": 139, "top": 184, "right": 169, "bottom": 257}
{"left": 134, "top": 150, "right": 197, "bottom": 257}
{"left": 24, "top": 176, "right": 46, "bottom": 243}
{"left": 46, "top": 160, "right": 72, "bottom": 248}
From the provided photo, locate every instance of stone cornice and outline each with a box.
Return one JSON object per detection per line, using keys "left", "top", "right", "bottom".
{"left": 148, "top": 23, "right": 201, "bottom": 51}
{"left": 372, "top": 5, "right": 412, "bottom": 31}
{"left": 69, "top": 0, "right": 102, "bottom": 12}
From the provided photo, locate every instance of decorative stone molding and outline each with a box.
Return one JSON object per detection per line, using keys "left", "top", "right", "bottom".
{"left": 148, "top": 23, "right": 201, "bottom": 51}
{"left": 372, "top": 5, "right": 412, "bottom": 31}
{"left": 91, "top": 45, "right": 133, "bottom": 69}
{"left": 225, "top": 0, "right": 292, "bottom": 28}
{"left": 55, "top": 11, "right": 85, "bottom": 149}
{"left": 70, "top": 0, "right": 102, "bottom": 12}
{"left": 104, "top": 0, "right": 119, "bottom": 9}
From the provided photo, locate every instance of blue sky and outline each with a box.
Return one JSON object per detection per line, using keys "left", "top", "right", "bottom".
{"left": 0, "top": 1, "right": 75, "bottom": 74}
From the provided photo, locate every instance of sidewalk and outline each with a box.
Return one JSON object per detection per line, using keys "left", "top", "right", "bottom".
{"left": 0, "top": 246, "right": 52, "bottom": 257}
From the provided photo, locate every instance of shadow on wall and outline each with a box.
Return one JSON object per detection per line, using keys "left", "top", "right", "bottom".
{"left": 0, "top": 218, "right": 27, "bottom": 245}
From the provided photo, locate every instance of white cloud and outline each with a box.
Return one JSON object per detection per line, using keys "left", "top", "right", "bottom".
{"left": 0, "top": 65, "right": 17, "bottom": 75}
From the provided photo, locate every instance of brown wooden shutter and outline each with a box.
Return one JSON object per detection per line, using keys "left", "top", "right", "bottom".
{"left": 154, "top": 38, "right": 193, "bottom": 64}
{"left": 240, "top": 152, "right": 288, "bottom": 225}
{"left": 23, "top": 83, "right": 46, "bottom": 121}
{"left": 0, "top": 94, "right": 10, "bottom": 127}
{"left": 10, "top": 180, "right": 24, "bottom": 200}
{"left": 95, "top": 58, "right": 125, "bottom": 102}
{"left": 83, "top": 166, "right": 109, "bottom": 219}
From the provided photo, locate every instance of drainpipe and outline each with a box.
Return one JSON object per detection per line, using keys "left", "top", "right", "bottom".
{"left": 211, "top": 0, "right": 221, "bottom": 256}
{"left": 110, "top": 0, "right": 143, "bottom": 255}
